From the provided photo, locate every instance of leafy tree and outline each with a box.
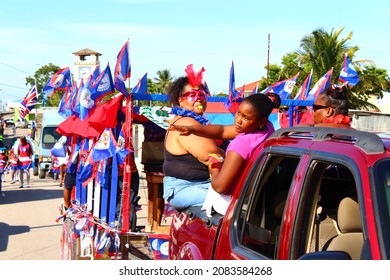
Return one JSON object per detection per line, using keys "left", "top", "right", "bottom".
{"left": 153, "top": 69, "right": 173, "bottom": 93}
{"left": 25, "top": 63, "right": 61, "bottom": 106}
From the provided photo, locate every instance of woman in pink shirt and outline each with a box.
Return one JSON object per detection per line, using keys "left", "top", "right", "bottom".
{"left": 170, "top": 93, "right": 281, "bottom": 215}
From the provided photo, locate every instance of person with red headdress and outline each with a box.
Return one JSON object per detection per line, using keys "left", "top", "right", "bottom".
{"left": 163, "top": 64, "right": 225, "bottom": 209}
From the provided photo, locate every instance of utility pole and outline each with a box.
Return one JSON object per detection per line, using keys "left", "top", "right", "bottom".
{"left": 267, "top": 33, "right": 270, "bottom": 86}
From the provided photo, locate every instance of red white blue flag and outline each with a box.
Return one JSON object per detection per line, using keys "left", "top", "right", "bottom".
{"left": 75, "top": 76, "right": 95, "bottom": 120}
{"left": 90, "top": 128, "right": 117, "bottom": 163}
{"left": 269, "top": 72, "right": 299, "bottom": 100}
{"left": 91, "top": 63, "right": 115, "bottom": 102}
{"left": 42, "top": 67, "right": 72, "bottom": 98}
{"left": 224, "top": 61, "right": 244, "bottom": 110}
{"left": 131, "top": 72, "right": 148, "bottom": 94}
{"left": 306, "top": 68, "right": 333, "bottom": 100}
{"left": 116, "top": 126, "right": 131, "bottom": 165}
{"left": 19, "top": 85, "right": 38, "bottom": 121}
{"left": 114, "top": 41, "right": 131, "bottom": 98}
{"left": 339, "top": 53, "right": 360, "bottom": 87}
{"left": 295, "top": 70, "right": 313, "bottom": 100}
{"left": 21, "top": 85, "right": 38, "bottom": 108}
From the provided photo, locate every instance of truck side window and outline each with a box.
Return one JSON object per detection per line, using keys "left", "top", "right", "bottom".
{"left": 238, "top": 155, "right": 300, "bottom": 259}
{"left": 297, "top": 162, "right": 360, "bottom": 259}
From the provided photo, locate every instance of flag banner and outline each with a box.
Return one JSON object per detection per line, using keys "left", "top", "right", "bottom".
{"left": 116, "top": 126, "right": 131, "bottom": 165}
{"left": 21, "top": 85, "right": 38, "bottom": 108}
{"left": 42, "top": 67, "right": 72, "bottom": 98}
{"left": 131, "top": 72, "right": 148, "bottom": 94}
{"left": 224, "top": 61, "right": 244, "bottom": 111}
{"left": 295, "top": 70, "right": 313, "bottom": 100}
{"left": 91, "top": 63, "right": 115, "bottom": 102}
{"left": 306, "top": 68, "right": 333, "bottom": 100}
{"left": 269, "top": 72, "right": 299, "bottom": 100}
{"left": 75, "top": 76, "right": 95, "bottom": 120}
{"left": 339, "top": 54, "right": 360, "bottom": 87}
{"left": 90, "top": 128, "right": 117, "bottom": 163}
{"left": 58, "top": 84, "right": 75, "bottom": 118}
{"left": 50, "top": 136, "right": 68, "bottom": 157}
{"left": 92, "top": 65, "right": 101, "bottom": 81}
{"left": 114, "top": 41, "right": 131, "bottom": 98}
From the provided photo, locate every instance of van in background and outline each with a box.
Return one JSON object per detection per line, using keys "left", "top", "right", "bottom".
{"left": 34, "top": 108, "right": 64, "bottom": 179}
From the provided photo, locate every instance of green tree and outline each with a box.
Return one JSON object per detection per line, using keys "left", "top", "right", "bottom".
{"left": 153, "top": 69, "right": 173, "bottom": 93}
{"left": 293, "top": 28, "right": 389, "bottom": 109}
{"left": 25, "top": 63, "right": 61, "bottom": 106}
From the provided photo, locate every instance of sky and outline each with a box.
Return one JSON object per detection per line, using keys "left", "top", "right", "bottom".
{"left": 1, "top": 0, "right": 389, "bottom": 106}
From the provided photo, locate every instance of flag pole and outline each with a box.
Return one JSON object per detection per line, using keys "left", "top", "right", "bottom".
{"left": 122, "top": 38, "right": 133, "bottom": 232}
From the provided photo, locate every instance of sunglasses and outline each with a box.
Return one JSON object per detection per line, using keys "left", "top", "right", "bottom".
{"left": 313, "top": 104, "right": 333, "bottom": 112}
{"left": 181, "top": 89, "right": 207, "bottom": 102}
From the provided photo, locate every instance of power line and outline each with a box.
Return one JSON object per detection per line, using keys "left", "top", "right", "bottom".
{"left": 0, "top": 82, "right": 29, "bottom": 91}
{"left": 0, "top": 61, "right": 32, "bottom": 76}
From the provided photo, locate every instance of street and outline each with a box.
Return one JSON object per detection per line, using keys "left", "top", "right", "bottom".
{"left": 0, "top": 125, "right": 64, "bottom": 260}
{"left": 0, "top": 125, "right": 155, "bottom": 260}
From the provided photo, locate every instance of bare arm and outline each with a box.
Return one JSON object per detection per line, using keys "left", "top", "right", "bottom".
{"left": 169, "top": 123, "right": 238, "bottom": 140}
{"left": 208, "top": 150, "right": 244, "bottom": 194}
{"left": 166, "top": 117, "right": 225, "bottom": 165}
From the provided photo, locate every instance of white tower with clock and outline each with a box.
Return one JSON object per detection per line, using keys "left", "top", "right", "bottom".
{"left": 72, "top": 48, "right": 101, "bottom": 87}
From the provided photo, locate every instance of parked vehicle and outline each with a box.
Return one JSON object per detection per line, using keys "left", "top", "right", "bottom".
{"left": 169, "top": 126, "right": 390, "bottom": 260}
{"left": 35, "top": 109, "right": 64, "bottom": 178}
{"left": 5, "top": 118, "right": 15, "bottom": 127}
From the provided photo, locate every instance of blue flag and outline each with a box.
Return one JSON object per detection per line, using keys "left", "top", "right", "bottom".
{"left": 42, "top": 67, "right": 72, "bottom": 98}
{"left": 339, "top": 54, "right": 360, "bottom": 87}
{"left": 131, "top": 72, "right": 148, "bottom": 94}
{"left": 75, "top": 76, "right": 95, "bottom": 120}
{"left": 224, "top": 61, "right": 244, "bottom": 110}
{"left": 307, "top": 68, "right": 333, "bottom": 100}
{"left": 270, "top": 72, "right": 299, "bottom": 100}
{"left": 91, "top": 63, "right": 115, "bottom": 102}
{"left": 114, "top": 41, "right": 131, "bottom": 98}
{"left": 295, "top": 70, "right": 313, "bottom": 100}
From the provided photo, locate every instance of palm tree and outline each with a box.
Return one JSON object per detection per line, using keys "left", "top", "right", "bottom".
{"left": 296, "top": 28, "right": 358, "bottom": 83}
{"left": 295, "top": 28, "right": 388, "bottom": 110}
{"left": 153, "top": 69, "right": 173, "bottom": 94}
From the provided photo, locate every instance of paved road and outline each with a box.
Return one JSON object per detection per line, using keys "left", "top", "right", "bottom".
{"left": 0, "top": 126, "right": 64, "bottom": 260}
{"left": 0, "top": 126, "right": 154, "bottom": 260}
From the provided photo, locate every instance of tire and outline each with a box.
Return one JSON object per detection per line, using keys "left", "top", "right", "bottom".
{"left": 61, "top": 218, "right": 77, "bottom": 260}
{"left": 33, "top": 166, "right": 38, "bottom": 176}
{"left": 38, "top": 169, "right": 46, "bottom": 179}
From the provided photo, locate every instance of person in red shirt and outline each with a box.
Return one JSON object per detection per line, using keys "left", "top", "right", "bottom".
{"left": 17, "top": 136, "right": 33, "bottom": 188}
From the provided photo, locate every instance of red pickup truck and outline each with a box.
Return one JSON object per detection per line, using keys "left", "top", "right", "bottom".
{"left": 169, "top": 126, "right": 390, "bottom": 260}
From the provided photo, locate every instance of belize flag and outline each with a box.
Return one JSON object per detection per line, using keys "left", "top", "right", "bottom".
{"left": 224, "top": 61, "right": 244, "bottom": 111}
{"left": 306, "top": 68, "right": 333, "bottom": 100}
{"left": 42, "top": 67, "right": 72, "bottom": 98}
{"left": 90, "top": 128, "right": 117, "bottom": 163}
{"left": 269, "top": 72, "right": 299, "bottom": 100}
{"left": 91, "top": 63, "right": 115, "bottom": 102}
{"left": 114, "top": 41, "right": 131, "bottom": 98}
{"left": 131, "top": 72, "right": 148, "bottom": 94}
{"left": 294, "top": 70, "right": 313, "bottom": 100}
{"left": 116, "top": 126, "right": 131, "bottom": 165}
{"left": 339, "top": 53, "right": 360, "bottom": 87}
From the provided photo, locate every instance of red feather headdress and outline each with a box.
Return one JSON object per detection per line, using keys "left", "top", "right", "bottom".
{"left": 185, "top": 64, "right": 205, "bottom": 89}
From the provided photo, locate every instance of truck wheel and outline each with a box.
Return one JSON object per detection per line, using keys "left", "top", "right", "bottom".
{"left": 38, "top": 170, "right": 46, "bottom": 179}
{"left": 61, "top": 218, "right": 77, "bottom": 260}
{"left": 33, "top": 166, "right": 38, "bottom": 176}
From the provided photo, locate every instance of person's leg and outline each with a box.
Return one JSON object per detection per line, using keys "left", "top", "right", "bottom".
{"left": 63, "top": 187, "right": 71, "bottom": 209}
{"left": 19, "top": 168, "right": 24, "bottom": 188}
{"left": 26, "top": 169, "right": 30, "bottom": 187}
{"left": 130, "top": 171, "right": 140, "bottom": 231}
{"left": 10, "top": 169, "right": 16, "bottom": 183}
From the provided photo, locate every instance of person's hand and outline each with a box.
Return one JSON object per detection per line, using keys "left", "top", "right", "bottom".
{"left": 167, "top": 124, "right": 192, "bottom": 135}
{"left": 207, "top": 153, "right": 224, "bottom": 171}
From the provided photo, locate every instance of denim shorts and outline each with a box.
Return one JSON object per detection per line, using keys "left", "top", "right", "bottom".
{"left": 163, "top": 176, "right": 210, "bottom": 209}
